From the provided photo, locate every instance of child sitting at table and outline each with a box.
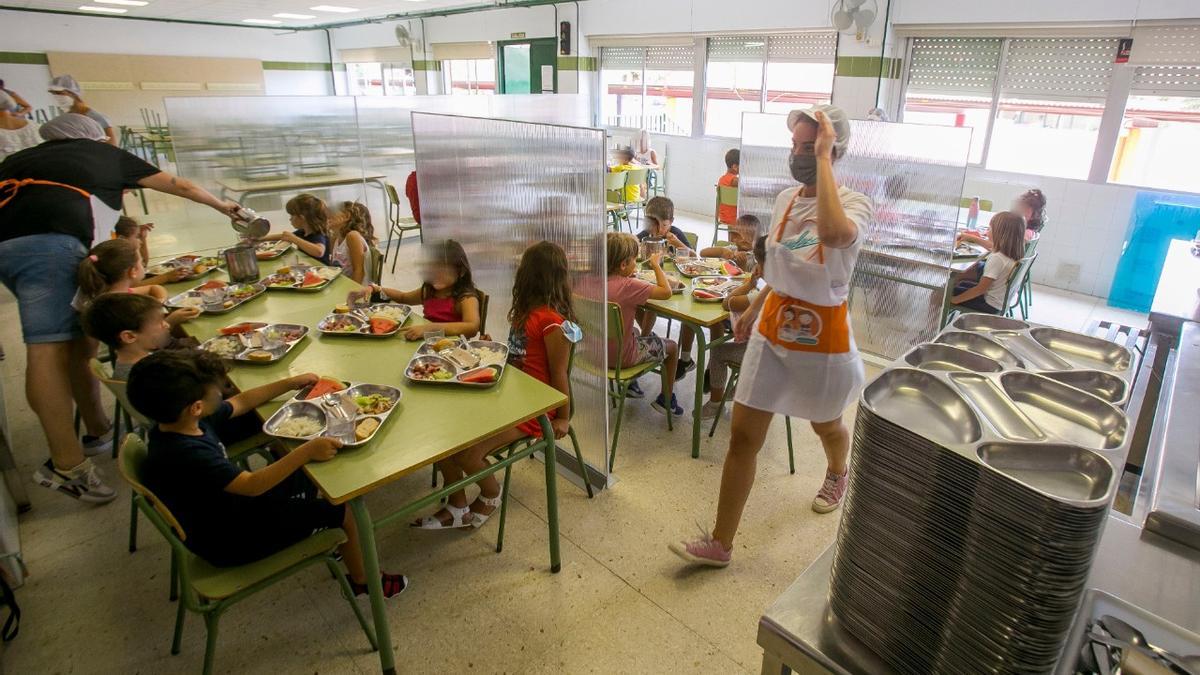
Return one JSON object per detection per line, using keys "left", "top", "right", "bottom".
{"left": 75, "top": 238, "right": 198, "bottom": 328}
{"left": 357, "top": 239, "right": 482, "bottom": 340}
{"left": 950, "top": 211, "right": 1025, "bottom": 315}
{"left": 413, "top": 241, "right": 579, "bottom": 530}
{"left": 260, "top": 193, "right": 331, "bottom": 264}
{"left": 113, "top": 216, "right": 179, "bottom": 286}
{"left": 128, "top": 349, "right": 408, "bottom": 597}
{"left": 700, "top": 213, "right": 759, "bottom": 271}
{"left": 328, "top": 201, "right": 375, "bottom": 284}
{"left": 715, "top": 148, "right": 740, "bottom": 227}
{"left": 82, "top": 293, "right": 180, "bottom": 381}
{"left": 608, "top": 232, "right": 682, "bottom": 416}
{"left": 609, "top": 148, "right": 642, "bottom": 204}
{"left": 701, "top": 236, "right": 767, "bottom": 419}
{"left": 636, "top": 196, "right": 694, "bottom": 255}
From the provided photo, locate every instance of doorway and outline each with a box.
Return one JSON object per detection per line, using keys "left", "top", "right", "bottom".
{"left": 498, "top": 38, "right": 557, "bottom": 94}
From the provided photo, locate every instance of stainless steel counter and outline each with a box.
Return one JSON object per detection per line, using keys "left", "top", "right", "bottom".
{"left": 1148, "top": 239, "right": 1200, "bottom": 349}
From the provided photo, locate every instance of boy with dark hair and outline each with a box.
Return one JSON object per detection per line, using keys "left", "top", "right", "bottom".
{"left": 81, "top": 293, "right": 175, "bottom": 380}
{"left": 717, "top": 148, "right": 740, "bottom": 225}
{"left": 127, "top": 350, "right": 407, "bottom": 596}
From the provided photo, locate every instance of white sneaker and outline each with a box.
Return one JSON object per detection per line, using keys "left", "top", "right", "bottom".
{"left": 33, "top": 458, "right": 118, "bottom": 504}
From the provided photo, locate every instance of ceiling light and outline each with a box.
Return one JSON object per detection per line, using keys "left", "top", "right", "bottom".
{"left": 273, "top": 13, "right": 316, "bottom": 19}
{"left": 78, "top": 5, "right": 127, "bottom": 13}
{"left": 310, "top": 5, "right": 359, "bottom": 12}
{"left": 242, "top": 18, "right": 283, "bottom": 24}
{"left": 93, "top": 0, "right": 149, "bottom": 5}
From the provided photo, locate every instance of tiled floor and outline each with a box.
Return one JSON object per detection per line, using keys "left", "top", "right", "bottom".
{"left": 0, "top": 200, "right": 1146, "bottom": 673}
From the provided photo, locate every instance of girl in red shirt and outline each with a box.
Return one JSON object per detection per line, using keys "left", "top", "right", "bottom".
{"left": 363, "top": 239, "right": 481, "bottom": 340}
{"left": 413, "top": 241, "right": 576, "bottom": 530}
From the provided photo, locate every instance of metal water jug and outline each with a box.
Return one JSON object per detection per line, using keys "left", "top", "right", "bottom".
{"left": 231, "top": 207, "right": 270, "bottom": 240}
{"left": 640, "top": 238, "right": 667, "bottom": 261}
{"left": 223, "top": 244, "right": 260, "bottom": 283}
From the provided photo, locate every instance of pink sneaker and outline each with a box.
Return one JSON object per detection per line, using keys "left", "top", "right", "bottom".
{"left": 668, "top": 529, "right": 732, "bottom": 568}
{"left": 812, "top": 470, "right": 849, "bottom": 513}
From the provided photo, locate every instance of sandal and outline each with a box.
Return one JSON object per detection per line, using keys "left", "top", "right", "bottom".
{"left": 468, "top": 490, "right": 504, "bottom": 529}
{"left": 411, "top": 503, "right": 473, "bottom": 530}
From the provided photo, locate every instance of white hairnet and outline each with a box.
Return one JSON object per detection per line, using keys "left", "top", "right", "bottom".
{"left": 39, "top": 113, "right": 107, "bottom": 141}
{"left": 48, "top": 74, "right": 82, "bottom": 97}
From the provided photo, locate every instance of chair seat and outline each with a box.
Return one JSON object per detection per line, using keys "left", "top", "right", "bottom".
{"left": 189, "top": 528, "right": 346, "bottom": 601}
{"left": 607, "top": 359, "right": 660, "bottom": 381}
{"left": 606, "top": 203, "right": 622, "bottom": 212}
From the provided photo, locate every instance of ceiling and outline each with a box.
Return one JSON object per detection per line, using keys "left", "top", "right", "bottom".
{"left": 3, "top": 0, "right": 490, "bottom": 27}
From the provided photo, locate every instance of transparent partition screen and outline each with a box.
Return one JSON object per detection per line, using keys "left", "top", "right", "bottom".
{"left": 740, "top": 113, "right": 971, "bottom": 360}
{"left": 411, "top": 112, "right": 608, "bottom": 486}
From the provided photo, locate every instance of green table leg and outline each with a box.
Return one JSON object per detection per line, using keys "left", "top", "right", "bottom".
{"left": 691, "top": 323, "right": 708, "bottom": 459}
{"left": 349, "top": 498, "right": 395, "bottom": 675}
{"left": 537, "top": 414, "right": 561, "bottom": 573}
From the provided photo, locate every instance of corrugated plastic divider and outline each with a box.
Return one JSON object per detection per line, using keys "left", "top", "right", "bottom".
{"left": 411, "top": 111, "right": 608, "bottom": 489}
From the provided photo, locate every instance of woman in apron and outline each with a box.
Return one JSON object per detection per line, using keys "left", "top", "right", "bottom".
{"left": 671, "top": 105, "right": 874, "bottom": 568}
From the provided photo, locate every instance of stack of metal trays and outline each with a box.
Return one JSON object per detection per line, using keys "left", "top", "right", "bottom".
{"left": 829, "top": 315, "right": 1135, "bottom": 674}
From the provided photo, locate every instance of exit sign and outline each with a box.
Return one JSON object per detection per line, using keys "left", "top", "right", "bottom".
{"left": 510, "top": 32, "right": 526, "bottom": 39}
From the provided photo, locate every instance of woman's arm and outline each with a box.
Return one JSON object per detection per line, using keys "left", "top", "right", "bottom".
{"left": 345, "top": 231, "right": 366, "bottom": 284}
{"left": 544, "top": 329, "right": 572, "bottom": 438}
{"left": 812, "top": 112, "right": 857, "bottom": 249}
{"left": 103, "top": 126, "right": 118, "bottom": 146}
{"left": 137, "top": 172, "right": 237, "bottom": 217}
{"left": 227, "top": 373, "right": 318, "bottom": 418}
{"left": 951, "top": 277, "right": 993, "bottom": 304}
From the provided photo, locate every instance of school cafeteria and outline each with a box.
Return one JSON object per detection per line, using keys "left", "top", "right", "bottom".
{"left": 0, "top": 1, "right": 1199, "bottom": 673}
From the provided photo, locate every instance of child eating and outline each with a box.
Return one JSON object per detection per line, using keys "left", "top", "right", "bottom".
{"left": 356, "top": 239, "right": 482, "bottom": 340}
{"left": 260, "top": 193, "right": 331, "bottom": 264}
{"left": 75, "top": 238, "right": 198, "bottom": 327}
{"left": 328, "top": 201, "right": 375, "bottom": 284}
{"left": 128, "top": 349, "right": 408, "bottom": 597}
{"left": 950, "top": 211, "right": 1025, "bottom": 315}
{"left": 700, "top": 214, "right": 759, "bottom": 271}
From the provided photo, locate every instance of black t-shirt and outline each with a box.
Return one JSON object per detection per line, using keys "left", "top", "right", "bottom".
{"left": 293, "top": 228, "right": 331, "bottom": 265}
{"left": 143, "top": 402, "right": 247, "bottom": 551}
{"left": 0, "top": 139, "right": 160, "bottom": 245}
{"left": 637, "top": 225, "right": 692, "bottom": 250}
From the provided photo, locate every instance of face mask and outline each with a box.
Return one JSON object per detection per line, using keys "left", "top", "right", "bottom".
{"left": 560, "top": 320, "right": 583, "bottom": 344}
{"left": 52, "top": 94, "right": 74, "bottom": 108}
{"left": 789, "top": 154, "right": 818, "bottom": 185}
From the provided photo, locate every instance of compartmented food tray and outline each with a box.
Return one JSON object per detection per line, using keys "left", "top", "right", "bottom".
{"left": 147, "top": 254, "right": 224, "bottom": 281}
{"left": 165, "top": 280, "right": 267, "bottom": 314}
{"left": 634, "top": 270, "right": 684, "bottom": 294}
{"left": 317, "top": 303, "right": 411, "bottom": 338}
{"left": 265, "top": 381, "right": 400, "bottom": 447}
{"left": 261, "top": 265, "right": 341, "bottom": 291}
{"left": 675, "top": 258, "right": 743, "bottom": 278}
{"left": 405, "top": 337, "right": 509, "bottom": 387}
{"left": 201, "top": 323, "right": 308, "bottom": 363}
{"left": 254, "top": 241, "right": 295, "bottom": 260}
{"left": 690, "top": 275, "right": 740, "bottom": 303}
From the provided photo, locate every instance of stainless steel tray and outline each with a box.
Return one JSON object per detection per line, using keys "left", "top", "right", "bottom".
{"left": 165, "top": 281, "right": 267, "bottom": 314}
{"left": 405, "top": 338, "right": 509, "bottom": 388}
{"left": 634, "top": 270, "right": 684, "bottom": 294}
{"left": 200, "top": 323, "right": 308, "bottom": 363}
{"left": 690, "top": 275, "right": 739, "bottom": 303}
{"left": 316, "top": 303, "right": 410, "bottom": 338}
{"left": 675, "top": 258, "right": 743, "bottom": 278}
{"left": 146, "top": 253, "right": 224, "bottom": 281}
{"left": 903, "top": 343, "right": 1003, "bottom": 372}
{"left": 253, "top": 241, "right": 294, "bottom": 260}
{"left": 266, "top": 381, "right": 400, "bottom": 447}
{"left": 261, "top": 265, "right": 342, "bottom": 292}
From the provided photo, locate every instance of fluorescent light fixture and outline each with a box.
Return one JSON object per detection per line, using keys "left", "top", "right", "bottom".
{"left": 273, "top": 12, "right": 316, "bottom": 19}
{"left": 78, "top": 5, "right": 127, "bottom": 13}
{"left": 93, "top": 0, "right": 149, "bottom": 5}
{"left": 309, "top": 5, "right": 359, "bottom": 12}
{"left": 242, "top": 18, "right": 283, "bottom": 24}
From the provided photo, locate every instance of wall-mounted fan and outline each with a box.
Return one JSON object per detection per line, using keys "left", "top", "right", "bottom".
{"left": 831, "top": 0, "right": 878, "bottom": 41}
{"left": 395, "top": 23, "right": 417, "bottom": 50}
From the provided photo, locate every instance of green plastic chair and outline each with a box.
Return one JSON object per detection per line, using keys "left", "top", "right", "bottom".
{"left": 117, "top": 435, "right": 376, "bottom": 675}
{"left": 706, "top": 362, "right": 794, "bottom": 474}
{"left": 384, "top": 183, "right": 421, "bottom": 272}
{"left": 368, "top": 246, "right": 383, "bottom": 286}
{"left": 622, "top": 168, "right": 650, "bottom": 230}
{"left": 1017, "top": 235, "right": 1040, "bottom": 319}
{"left": 942, "top": 253, "right": 1037, "bottom": 327}
{"left": 713, "top": 184, "right": 739, "bottom": 245}
{"left": 606, "top": 302, "right": 672, "bottom": 471}
{"left": 681, "top": 231, "right": 700, "bottom": 253}
{"left": 605, "top": 171, "right": 631, "bottom": 232}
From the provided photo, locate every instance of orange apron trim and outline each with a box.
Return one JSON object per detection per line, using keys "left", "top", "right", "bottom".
{"left": 0, "top": 178, "right": 93, "bottom": 210}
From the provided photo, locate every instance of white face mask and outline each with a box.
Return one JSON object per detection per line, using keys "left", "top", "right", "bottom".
{"left": 52, "top": 94, "right": 74, "bottom": 108}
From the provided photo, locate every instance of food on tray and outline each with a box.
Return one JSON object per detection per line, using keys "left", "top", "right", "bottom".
{"left": 722, "top": 261, "right": 742, "bottom": 276}
{"left": 322, "top": 315, "right": 360, "bottom": 333}
{"left": 430, "top": 337, "right": 458, "bottom": 352}
{"left": 222, "top": 299, "right": 235, "bottom": 309}
{"left": 197, "top": 280, "right": 227, "bottom": 291}
{"left": 444, "top": 347, "right": 480, "bottom": 370}
{"left": 268, "top": 326, "right": 306, "bottom": 342}
{"left": 265, "top": 274, "right": 294, "bottom": 287}
{"left": 471, "top": 344, "right": 507, "bottom": 367}
{"left": 334, "top": 304, "right": 350, "bottom": 314}
{"left": 245, "top": 350, "right": 274, "bottom": 362}
{"left": 409, "top": 361, "right": 453, "bottom": 381}
{"left": 369, "top": 317, "right": 399, "bottom": 335}
{"left": 301, "top": 271, "right": 326, "bottom": 288}
{"left": 205, "top": 336, "right": 243, "bottom": 358}
{"left": 354, "top": 418, "right": 379, "bottom": 442}
{"left": 304, "top": 378, "right": 347, "bottom": 400}
{"left": 694, "top": 277, "right": 727, "bottom": 288}
{"left": 354, "top": 394, "right": 394, "bottom": 415}
{"left": 276, "top": 416, "right": 322, "bottom": 437}
{"left": 197, "top": 256, "right": 221, "bottom": 267}
{"left": 693, "top": 289, "right": 721, "bottom": 300}
{"left": 227, "top": 284, "right": 258, "bottom": 300}
{"left": 459, "top": 367, "right": 497, "bottom": 384}
{"left": 219, "top": 322, "right": 267, "bottom": 336}
{"left": 277, "top": 266, "right": 292, "bottom": 275}
{"left": 174, "top": 295, "right": 204, "bottom": 309}
{"left": 367, "top": 305, "right": 408, "bottom": 323}
{"left": 314, "top": 267, "right": 340, "bottom": 281}
{"left": 147, "top": 263, "right": 174, "bottom": 276}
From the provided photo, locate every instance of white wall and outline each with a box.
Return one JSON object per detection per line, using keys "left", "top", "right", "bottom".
{"left": 892, "top": 0, "right": 1199, "bottom": 24}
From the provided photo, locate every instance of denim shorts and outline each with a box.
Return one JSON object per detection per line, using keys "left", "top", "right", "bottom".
{"left": 0, "top": 233, "right": 88, "bottom": 344}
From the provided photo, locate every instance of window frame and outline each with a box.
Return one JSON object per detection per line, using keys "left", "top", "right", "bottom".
{"left": 441, "top": 58, "right": 497, "bottom": 96}
{"left": 596, "top": 44, "right": 698, "bottom": 137}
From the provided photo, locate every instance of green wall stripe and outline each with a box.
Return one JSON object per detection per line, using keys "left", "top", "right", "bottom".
{"left": 262, "top": 61, "right": 333, "bottom": 72}
{"left": 835, "top": 56, "right": 902, "bottom": 79}
{"left": 557, "top": 56, "right": 596, "bottom": 72}
{"left": 413, "top": 60, "right": 441, "bottom": 71}
{"left": 0, "top": 51, "right": 50, "bottom": 66}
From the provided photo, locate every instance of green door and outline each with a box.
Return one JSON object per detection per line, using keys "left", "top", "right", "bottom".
{"left": 499, "top": 38, "right": 557, "bottom": 94}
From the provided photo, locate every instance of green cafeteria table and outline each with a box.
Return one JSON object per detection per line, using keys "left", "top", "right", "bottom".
{"left": 165, "top": 253, "right": 568, "bottom": 675}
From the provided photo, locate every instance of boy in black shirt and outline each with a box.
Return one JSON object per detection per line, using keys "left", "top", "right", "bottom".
{"left": 127, "top": 350, "right": 407, "bottom": 597}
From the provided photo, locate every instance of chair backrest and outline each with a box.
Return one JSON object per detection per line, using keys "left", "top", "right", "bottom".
{"left": 118, "top": 435, "right": 188, "bottom": 543}
{"left": 716, "top": 184, "right": 738, "bottom": 207}
{"left": 368, "top": 246, "right": 383, "bottom": 286}
{"left": 624, "top": 168, "right": 649, "bottom": 186}
{"left": 606, "top": 302, "right": 627, "bottom": 375}
{"left": 1024, "top": 233, "right": 1040, "bottom": 257}
{"left": 477, "top": 289, "right": 490, "bottom": 338}
{"left": 681, "top": 231, "right": 699, "bottom": 251}
{"left": 90, "top": 359, "right": 154, "bottom": 428}
{"left": 605, "top": 171, "right": 628, "bottom": 202}
{"left": 385, "top": 182, "right": 401, "bottom": 207}
{"left": 1004, "top": 253, "right": 1038, "bottom": 311}
{"left": 384, "top": 183, "right": 401, "bottom": 226}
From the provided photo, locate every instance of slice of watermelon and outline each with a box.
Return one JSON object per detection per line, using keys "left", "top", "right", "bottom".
{"left": 722, "top": 261, "right": 742, "bottom": 276}
{"left": 197, "top": 280, "right": 228, "bottom": 291}
{"left": 369, "top": 317, "right": 398, "bottom": 335}
{"left": 302, "top": 271, "right": 325, "bottom": 287}
{"left": 459, "top": 368, "right": 497, "bottom": 384}
{"left": 219, "top": 322, "right": 267, "bottom": 335}
{"left": 693, "top": 289, "right": 720, "bottom": 299}
{"left": 303, "top": 378, "right": 345, "bottom": 400}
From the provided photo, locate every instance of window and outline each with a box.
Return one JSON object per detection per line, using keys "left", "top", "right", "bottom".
{"left": 705, "top": 33, "right": 835, "bottom": 137}
{"left": 902, "top": 37, "right": 1119, "bottom": 178}
{"left": 599, "top": 46, "right": 694, "bottom": 135}
{"left": 1110, "top": 66, "right": 1200, "bottom": 193}
{"left": 346, "top": 62, "right": 416, "bottom": 97}
{"left": 443, "top": 59, "right": 495, "bottom": 95}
